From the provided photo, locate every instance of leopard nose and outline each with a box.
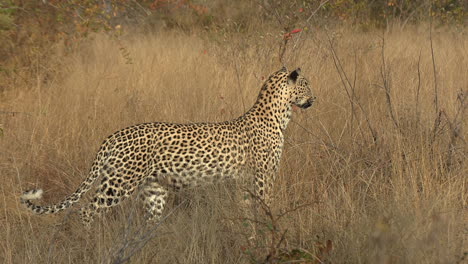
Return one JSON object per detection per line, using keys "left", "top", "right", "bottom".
{"left": 304, "top": 97, "right": 316, "bottom": 108}
{"left": 300, "top": 100, "right": 312, "bottom": 109}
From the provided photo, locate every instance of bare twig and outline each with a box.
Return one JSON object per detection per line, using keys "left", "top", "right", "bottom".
{"left": 401, "top": 1, "right": 430, "bottom": 30}
{"left": 131, "top": 0, "right": 152, "bottom": 16}
{"left": 46, "top": 209, "right": 74, "bottom": 264}
{"left": 350, "top": 49, "right": 358, "bottom": 138}
{"left": 291, "top": 0, "right": 330, "bottom": 51}
{"left": 380, "top": 31, "right": 401, "bottom": 132}
{"left": 279, "top": 38, "right": 290, "bottom": 65}
{"left": 429, "top": 12, "right": 439, "bottom": 114}
{"left": 276, "top": 203, "right": 314, "bottom": 221}
{"left": 264, "top": 230, "right": 288, "bottom": 263}
{"left": 234, "top": 60, "right": 247, "bottom": 113}
{"left": 443, "top": 91, "right": 467, "bottom": 169}
{"left": 0, "top": 110, "right": 31, "bottom": 116}
{"left": 266, "top": 0, "right": 329, "bottom": 64}
{"left": 256, "top": 1, "right": 286, "bottom": 29}
{"left": 428, "top": 13, "right": 444, "bottom": 150}
{"left": 326, "top": 30, "right": 378, "bottom": 143}
{"left": 110, "top": 199, "right": 187, "bottom": 264}
{"left": 415, "top": 49, "right": 422, "bottom": 125}
{"left": 235, "top": 188, "right": 318, "bottom": 263}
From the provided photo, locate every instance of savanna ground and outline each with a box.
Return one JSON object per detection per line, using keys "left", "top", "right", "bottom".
{"left": 1, "top": 1, "right": 467, "bottom": 263}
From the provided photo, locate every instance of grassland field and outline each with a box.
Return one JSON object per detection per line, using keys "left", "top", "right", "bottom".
{"left": 0, "top": 25, "right": 466, "bottom": 263}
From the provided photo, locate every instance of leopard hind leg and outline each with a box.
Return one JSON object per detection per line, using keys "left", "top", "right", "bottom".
{"left": 140, "top": 175, "right": 168, "bottom": 223}
{"left": 79, "top": 166, "right": 149, "bottom": 228}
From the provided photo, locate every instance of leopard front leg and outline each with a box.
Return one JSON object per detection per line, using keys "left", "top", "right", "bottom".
{"left": 253, "top": 170, "right": 275, "bottom": 207}
{"left": 252, "top": 149, "right": 280, "bottom": 207}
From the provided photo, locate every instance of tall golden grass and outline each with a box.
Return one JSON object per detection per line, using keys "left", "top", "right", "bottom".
{"left": 0, "top": 26, "right": 466, "bottom": 263}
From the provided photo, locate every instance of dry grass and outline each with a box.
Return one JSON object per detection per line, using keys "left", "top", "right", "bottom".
{"left": 0, "top": 25, "right": 466, "bottom": 263}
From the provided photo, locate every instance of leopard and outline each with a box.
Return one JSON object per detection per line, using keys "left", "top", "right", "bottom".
{"left": 20, "top": 67, "right": 315, "bottom": 227}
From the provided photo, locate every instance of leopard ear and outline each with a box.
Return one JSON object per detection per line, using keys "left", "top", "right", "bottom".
{"left": 280, "top": 66, "right": 288, "bottom": 72}
{"left": 288, "top": 68, "right": 301, "bottom": 83}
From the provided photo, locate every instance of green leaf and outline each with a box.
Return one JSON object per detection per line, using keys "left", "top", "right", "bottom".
{"left": 266, "top": 222, "right": 274, "bottom": 230}
{"left": 0, "top": 14, "right": 13, "bottom": 30}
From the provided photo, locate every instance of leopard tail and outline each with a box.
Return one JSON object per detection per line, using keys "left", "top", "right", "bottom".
{"left": 20, "top": 152, "right": 105, "bottom": 215}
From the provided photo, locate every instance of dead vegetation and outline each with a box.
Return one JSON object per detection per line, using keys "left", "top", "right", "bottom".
{"left": 0, "top": 24, "right": 466, "bottom": 263}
